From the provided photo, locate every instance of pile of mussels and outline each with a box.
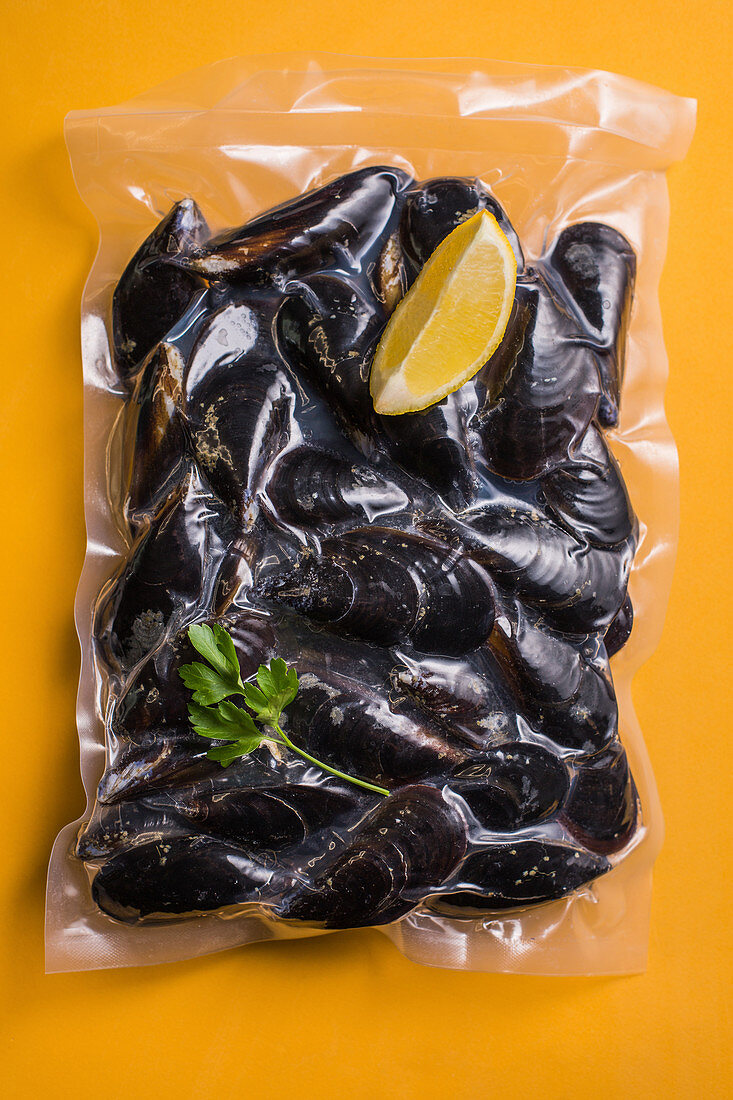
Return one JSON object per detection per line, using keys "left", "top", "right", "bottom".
{"left": 77, "top": 167, "right": 640, "bottom": 928}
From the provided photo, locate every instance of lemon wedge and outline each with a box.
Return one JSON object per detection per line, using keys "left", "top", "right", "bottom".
{"left": 370, "top": 210, "right": 517, "bottom": 415}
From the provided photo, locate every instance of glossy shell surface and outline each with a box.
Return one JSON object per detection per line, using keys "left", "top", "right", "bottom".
{"left": 80, "top": 168, "right": 641, "bottom": 928}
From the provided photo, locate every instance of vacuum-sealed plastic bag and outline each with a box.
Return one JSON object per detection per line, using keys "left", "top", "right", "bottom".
{"left": 47, "top": 55, "right": 695, "bottom": 973}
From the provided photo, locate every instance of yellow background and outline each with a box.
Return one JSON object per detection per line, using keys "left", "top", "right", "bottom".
{"left": 2, "top": 1, "right": 730, "bottom": 1097}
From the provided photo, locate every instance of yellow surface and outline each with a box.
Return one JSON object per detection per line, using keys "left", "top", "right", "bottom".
{"left": 1, "top": 2, "right": 731, "bottom": 1097}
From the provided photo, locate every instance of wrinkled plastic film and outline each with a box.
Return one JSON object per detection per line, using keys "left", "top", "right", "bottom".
{"left": 47, "top": 55, "right": 695, "bottom": 973}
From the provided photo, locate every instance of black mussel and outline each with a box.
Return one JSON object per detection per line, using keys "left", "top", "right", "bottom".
{"left": 108, "top": 645, "right": 189, "bottom": 742}
{"left": 400, "top": 177, "right": 524, "bottom": 277}
{"left": 95, "top": 467, "right": 238, "bottom": 671}
{"left": 183, "top": 303, "right": 295, "bottom": 521}
{"left": 545, "top": 223, "right": 635, "bottom": 352}
{"left": 451, "top": 744, "right": 569, "bottom": 831}
{"left": 109, "top": 610, "right": 277, "bottom": 744}
{"left": 605, "top": 594, "right": 634, "bottom": 657}
{"left": 541, "top": 425, "right": 635, "bottom": 547}
{"left": 183, "top": 299, "right": 279, "bottom": 397}
{"left": 75, "top": 798, "right": 188, "bottom": 860}
{"left": 474, "top": 283, "right": 603, "bottom": 480}
{"left": 87, "top": 173, "right": 643, "bottom": 930}
{"left": 267, "top": 445, "right": 408, "bottom": 528}
{"left": 490, "top": 604, "right": 617, "bottom": 754}
{"left": 261, "top": 527, "right": 495, "bottom": 657}
{"left": 539, "top": 657, "right": 619, "bottom": 755}
{"left": 97, "top": 731, "right": 221, "bottom": 804}
{"left": 188, "top": 362, "right": 293, "bottom": 522}
{"left": 544, "top": 222, "right": 636, "bottom": 424}
{"left": 461, "top": 504, "right": 634, "bottom": 634}
{"left": 154, "top": 781, "right": 372, "bottom": 850}
{"left": 493, "top": 602, "right": 583, "bottom": 703}
{"left": 124, "top": 342, "right": 189, "bottom": 526}
{"left": 92, "top": 835, "right": 276, "bottom": 923}
{"left": 377, "top": 396, "right": 477, "bottom": 509}
{"left": 438, "top": 838, "right": 610, "bottom": 911}
{"left": 392, "top": 648, "right": 517, "bottom": 745}
{"left": 408, "top": 548, "right": 494, "bottom": 657}
{"left": 97, "top": 727, "right": 280, "bottom": 805}
{"left": 278, "top": 785, "right": 467, "bottom": 928}
{"left": 177, "top": 166, "right": 411, "bottom": 285}
{"left": 562, "top": 739, "right": 638, "bottom": 854}
{"left": 283, "top": 668, "right": 468, "bottom": 787}
{"left": 469, "top": 284, "right": 534, "bottom": 406}
{"left": 276, "top": 273, "right": 383, "bottom": 436}
{"left": 262, "top": 546, "right": 417, "bottom": 646}
{"left": 112, "top": 199, "right": 208, "bottom": 383}
{"left": 272, "top": 611, "right": 398, "bottom": 688}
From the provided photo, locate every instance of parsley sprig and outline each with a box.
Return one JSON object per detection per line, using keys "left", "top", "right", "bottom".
{"left": 179, "top": 623, "right": 389, "bottom": 796}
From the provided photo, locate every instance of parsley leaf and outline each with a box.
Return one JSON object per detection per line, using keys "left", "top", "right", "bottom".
{"left": 178, "top": 662, "right": 236, "bottom": 705}
{"left": 187, "top": 701, "right": 261, "bottom": 742}
{"left": 247, "top": 658, "right": 299, "bottom": 724}
{"left": 179, "top": 625, "right": 388, "bottom": 795}
{"left": 206, "top": 741, "right": 259, "bottom": 767}
{"left": 209, "top": 624, "right": 240, "bottom": 678}
{"left": 188, "top": 700, "right": 264, "bottom": 766}
{"left": 178, "top": 622, "right": 244, "bottom": 704}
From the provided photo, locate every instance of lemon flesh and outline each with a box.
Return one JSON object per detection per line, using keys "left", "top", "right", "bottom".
{"left": 370, "top": 210, "right": 517, "bottom": 415}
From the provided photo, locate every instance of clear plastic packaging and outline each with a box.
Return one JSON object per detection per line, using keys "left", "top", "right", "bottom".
{"left": 46, "top": 55, "right": 696, "bottom": 974}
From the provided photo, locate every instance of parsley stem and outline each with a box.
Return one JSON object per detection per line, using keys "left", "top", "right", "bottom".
{"left": 271, "top": 722, "right": 389, "bottom": 797}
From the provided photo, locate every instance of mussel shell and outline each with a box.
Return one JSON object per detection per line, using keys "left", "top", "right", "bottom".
{"left": 112, "top": 199, "right": 208, "bottom": 383}
{"left": 439, "top": 838, "right": 610, "bottom": 911}
{"left": 188, "top": 363, "right": 293, "bottom": 521}
{"left": 279, "top": 785, "right": 467, "bottom": 928}
{"left": 91, "top": 835, "right": 275, "bottom": 923}
{"left": 261, "top": 527, "right": 495, "bottom": 657}
{"left": 97, "top": 730, "right": 223, "bottom": 804}
{"left": 276, "top": 272, "right": 383, "bottom": 435}
{"left": 377, "top": 396, "right": 477, "bottom": 509}
{"left": 410, "top": 554, "right": 495, "bottom": 656}
{"left": 183, "top": 300, "right": 274, "bottom": 397}
{"left": 541, "top": 426, "right": 635, "bottom": 547}
{"left": 475, "top": 284, "right": 602, "bottom": 481}
{"left": 155, "top": 781, "right": 371, "bottom": 850}
{"left": 74, "top": 799, "right": 188, "bottom": 860}
{"left": 109, "top": 611, "right": 277, "bottom": 743}
{"left": 451, "top": 744, "right": 569, "bottom": 830}
{"left": 544, "top": 222, "right": 636, "bottom": 423}
{"left": 605, "top": 594, "right": 634, "bottom": 657}
{"left": 546, "top": 223, "right": 635, "bottom": 346}
{"left": 261, "top": 553, "right": 418, "bottom": 646}
{"left": 284, "top": 668, "right": 468, "bottom": 788}
{"left": 124, "top": 342, "right": 188, "bottom": 525}
{"left": 400, "top": 177, "right": 524, "bottom": 276}
{"left": 392, "top": 647, "right": 517, "bottom": 744}
{"left": 463, "top": 505, "right": 633, "bottom": 634}
{"left": 490, "top": 604, "right": 617, "bottom": 754}
{"left": 96, "top": 467, "right": 238, "bottom": 671}
{"left": 492, "top": 604, "right": 584, "bottom": 704}
{"left": 374, "top": 230, "right": 407, "bottom": 312}
{"left": 180, "top": 165, "right": 411, "bottom": 285}
{"left": 267, "top": 445, "right": 408, "bottom": 528}
{"left": 562, "top": 739, "right": 638, "bottom": 853}
{"left": 183, "top": 301, "right": 295, "bottom": 520}
{"left": 538, "top": 659, "right": 618, "bottom": 756}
